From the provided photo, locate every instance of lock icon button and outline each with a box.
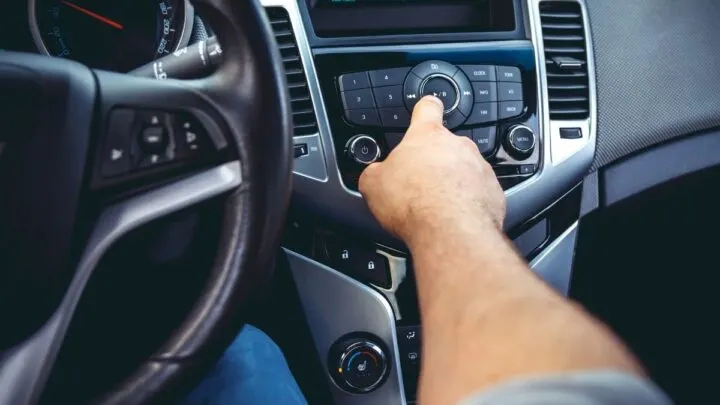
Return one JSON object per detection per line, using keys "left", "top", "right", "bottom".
{"left": 367, "top": 261, "right": 375, "bottom": 270}
{"left": 341, "top": 249, "right": 350, "bottom": 260}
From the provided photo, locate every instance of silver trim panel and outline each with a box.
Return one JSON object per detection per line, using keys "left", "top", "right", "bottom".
{"left": 0, "top": 162, "right": 241, "bottom": 405}
{"left": 530, "top": 221, "right": 578, "bottom": 296}
{"left": 374, "top": 250, "right": 408, "bottom": 321}
{"left": 293, "top": 134, "right": 328, "bottom": 181}
{"left": 285, "top": 249, "right": 407, "bottom": 405}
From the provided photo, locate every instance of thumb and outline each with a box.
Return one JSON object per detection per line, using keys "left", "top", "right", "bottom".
{"left": 409, "top": 96, "right": 444, "bottom": 130}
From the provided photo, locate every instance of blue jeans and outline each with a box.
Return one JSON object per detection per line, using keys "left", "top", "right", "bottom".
{"left": 183, "top": 325, "right": 308, "bottom": 405}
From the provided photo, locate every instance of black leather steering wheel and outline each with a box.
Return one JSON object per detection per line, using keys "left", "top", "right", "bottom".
{"left": 0, "top": 0, "right": 291, "bottom": 403}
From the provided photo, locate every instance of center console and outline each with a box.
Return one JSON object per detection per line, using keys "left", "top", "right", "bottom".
{"left": 320, "top": 55, "right": 539, "bottom": 191}
{"left": 260, "top": 0, "right": 597, "bottom": 404}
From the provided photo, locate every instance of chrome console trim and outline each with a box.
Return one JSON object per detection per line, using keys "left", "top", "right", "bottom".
{"left": 530, "top": 221, "right": 579, "bottom": 295}
{"left": 285, "top": 249, "right": 407, "bottom": 405}
{"left": 528, "top": 0, "right": 597, "bottom": 167}
{"left": 261, "top": 0, "right": 331, "bottom": 183}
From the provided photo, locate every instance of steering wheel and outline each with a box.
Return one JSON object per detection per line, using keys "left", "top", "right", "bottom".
{"left": 0, "top": 0, "right": 291, "bottom": 403}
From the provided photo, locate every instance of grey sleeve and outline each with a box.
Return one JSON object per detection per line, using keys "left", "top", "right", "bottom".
{"left": 459, "top": 371, "right": 673, "bottom": 405}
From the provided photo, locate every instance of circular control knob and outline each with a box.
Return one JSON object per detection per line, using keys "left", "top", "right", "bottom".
{"left": 420, "top": 74, "right": 460, "bottom": 114}
{"left": 330, "top": 339, "right": 388, "bottom": 394}
{"left": 346, "top": 135, "right": 381, "bottom": 165}
{"left": 505, "top": 125, "right": 536, "bottom": 159}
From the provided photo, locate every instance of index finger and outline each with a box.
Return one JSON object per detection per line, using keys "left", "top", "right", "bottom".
{"left": 409, "top": 96, "right": 444, "bottom": 131}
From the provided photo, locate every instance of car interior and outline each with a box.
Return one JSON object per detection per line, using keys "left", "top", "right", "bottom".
{"left": 0, "top": 0, "right": 717, "bottom": 404}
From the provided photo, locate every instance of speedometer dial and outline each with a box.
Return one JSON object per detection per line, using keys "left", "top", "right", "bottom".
{"left": 29, "top": 0, "right": 191, "bottom": 72}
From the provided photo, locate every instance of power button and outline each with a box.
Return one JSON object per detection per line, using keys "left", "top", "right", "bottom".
{"left": 346, "top": 135, "right": 381, "bottom": 165}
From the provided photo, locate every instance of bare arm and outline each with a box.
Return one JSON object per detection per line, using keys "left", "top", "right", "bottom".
{"left": 359, "top": 96, "right": 643, "bottom": 405}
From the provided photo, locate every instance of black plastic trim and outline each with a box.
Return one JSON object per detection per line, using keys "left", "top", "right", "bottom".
{"left": 298, "top": 0, "right": 528, "bottom": 48}
{"left": 602, "top": 129, "right": 720, "bottom": 207}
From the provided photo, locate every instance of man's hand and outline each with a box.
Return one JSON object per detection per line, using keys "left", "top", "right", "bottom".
{"left": 358, "top": 96, "right": 644, "bottom": 405}
{"left": 359, "top": 96, "right": 506, "bottom": 245}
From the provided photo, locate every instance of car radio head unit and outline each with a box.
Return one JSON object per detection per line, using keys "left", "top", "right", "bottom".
{"left": 307, "top": 0, "right": 515, "bottom": 37}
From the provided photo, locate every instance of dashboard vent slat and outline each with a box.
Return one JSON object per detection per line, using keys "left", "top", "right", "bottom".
{"left": 266, "top": 7, "right": 318, "bottom": 136}
{"left": 540, "top": 1, "right": 590, "bottom": 120}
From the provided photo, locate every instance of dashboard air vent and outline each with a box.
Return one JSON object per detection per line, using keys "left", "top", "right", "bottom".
{"left": 539, "top": 1, "right": 590, "bottom": 120}
{"left": 266, "top": 7, "right": 318, "bottom": 135}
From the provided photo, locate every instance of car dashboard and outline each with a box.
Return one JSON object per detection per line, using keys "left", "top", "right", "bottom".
{"left": 6, "top": 0, "right": 720, "bottom": 404}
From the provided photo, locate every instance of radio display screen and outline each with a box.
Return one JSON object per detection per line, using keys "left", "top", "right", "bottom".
{"left": 308, "top": 0, "right": 515, "bottom": 37}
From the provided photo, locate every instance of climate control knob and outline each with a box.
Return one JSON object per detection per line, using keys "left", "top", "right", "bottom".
{"left": 330, "top": 338, "right": 389, "bottom": 394}
{"left": 346, "top": 135, "right": 381, "bottom": 165}
{"left": 505, "top": 125, "right": 536, "bottom": 160}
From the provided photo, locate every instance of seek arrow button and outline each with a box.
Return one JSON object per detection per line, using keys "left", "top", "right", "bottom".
{"left": 100, "top": 108, "right": 133, "bottom": 178}
{"left": 174, "top": 113, "right": 212, "bottom": 159}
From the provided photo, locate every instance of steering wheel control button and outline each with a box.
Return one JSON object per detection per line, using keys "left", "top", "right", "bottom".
{"left": 442, "top": 110, "right": 467, "bottom": 129}
{"left": 372, "top": 85, "right": 404, "bottom": 108}
{"left": 139, "top": 125, "right": 168, "bottom": 154}
{"left": 465, "top": 102, "right": 498, "bottom": 125}
{"left": 332, "top": 339, "right": 389, "bottom": 394}
{"left": 174, "top": 114, "right": 212, "bottom": 159}
{"left": 346, "top": 109, "right": 381, "bottom": 127}
{"left": 472, "top": 82, "right": 498, "bottom": 103}
{"left": 402, "top": 72, "right": 423, "bottom": 111}
{"left": 379, "top": 108, "right": 410, "bottom": 128}
{"left": 499, "top": 101, "right": 524, "bottom": 120}
{"left": 101, "top": 109, "right": 134, "bottom": 177}
{"left": 369, "top": 67, "right": 411, "bottom": 87}
{"left": 420, "top": 75, "right": 459, "bottom": 113}
{"left": 339, "top": 72, "right": 371, "bottom": 92}
{"left": 346, "top": 135, "right": 381, "bottom": 165}
{"left": 342, "top": 88, "right": 376, "bottom": 110}
{"left": 497, "top": 66, "right": 522, "bottom": 82}
{"left": 459, "top": 65, "right": 496, "bottom": 82}
{"left": 506, "top": 125, "right": 536, "bottom": 159}
{"left": 472, "top": 127, "right": 497, "bottom": 157}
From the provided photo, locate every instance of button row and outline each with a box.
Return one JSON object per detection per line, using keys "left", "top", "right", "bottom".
{"left": 325, "top": 238, "right": 391, "bottom": 288}
{"left": 340, "top": 63, "right": 525, "bottom": 130}
{"left": 397, "top": 325, "right": 421, "bottom": 401}
{"left": 100, "top": 108, "right": 212, "bottom": 179}
{"left": 387, "top": 126, "right": 498, "bottom": 158}
{"left": 340, "top": 67, "right": 411, "bottom": 92}
{"left": 458, "top": 65, "right": 522, "bottom": 83}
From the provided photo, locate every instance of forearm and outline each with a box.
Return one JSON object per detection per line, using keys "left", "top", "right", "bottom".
{"left": 409, "top": 219, "right": 643, "bottom": 405}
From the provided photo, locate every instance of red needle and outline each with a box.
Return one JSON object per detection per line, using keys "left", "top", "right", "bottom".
{"left": 60, "top": 1, "right": 124, "bottom": 30}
